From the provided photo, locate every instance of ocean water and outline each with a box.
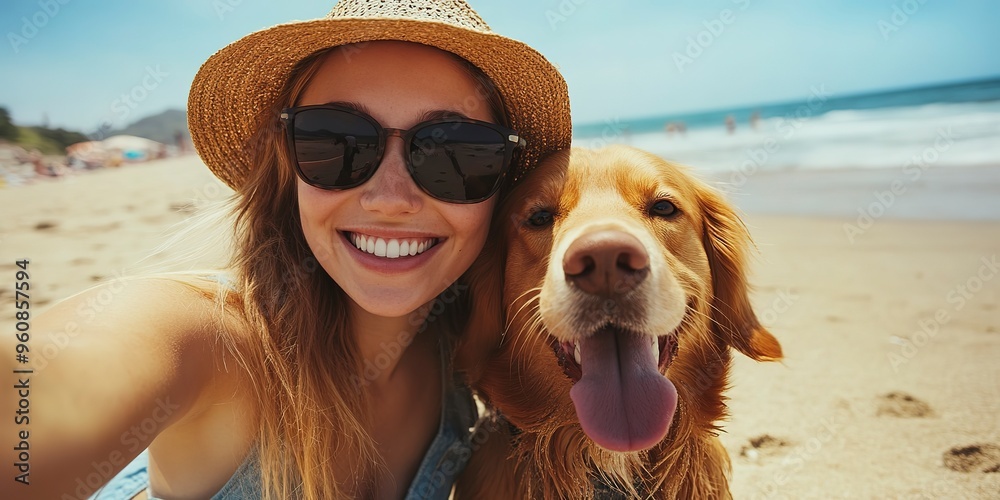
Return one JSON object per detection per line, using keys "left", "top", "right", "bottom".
{"left": 572, "top": 77, "right": 1000, "bottom": 173}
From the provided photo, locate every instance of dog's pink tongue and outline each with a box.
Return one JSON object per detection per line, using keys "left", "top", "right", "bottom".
{"left": 569, "top": 328, "right": 677, "bottom": 452}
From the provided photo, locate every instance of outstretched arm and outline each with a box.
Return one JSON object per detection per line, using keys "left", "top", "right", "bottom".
{"left": 0, "top": 278, "right": 224, "bottom": 499}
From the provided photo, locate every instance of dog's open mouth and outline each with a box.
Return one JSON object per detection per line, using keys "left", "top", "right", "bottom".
{"left": 549, "top": 325, "right": 679, "bottom": 452}
{"left": 550, "top": 329, "right": 677, "bottom": 382}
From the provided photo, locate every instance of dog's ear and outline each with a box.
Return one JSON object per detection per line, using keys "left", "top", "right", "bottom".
{"left": 696, "top": 182, "right": 782, "bottom": 362}
{"left": 455, "top": 219, "right": 506, "bottom": 385}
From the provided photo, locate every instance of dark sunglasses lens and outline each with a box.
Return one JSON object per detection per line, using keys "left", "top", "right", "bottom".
{"left": 409, "top": 123, "right": 507, "bottom": 202}
{"left": 292, "top": 109, "right": 380, "bottom": 188}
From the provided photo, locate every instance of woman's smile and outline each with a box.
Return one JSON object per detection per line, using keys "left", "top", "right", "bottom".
{"left": 342, "top": 230, "right": 441, "bottom": 258}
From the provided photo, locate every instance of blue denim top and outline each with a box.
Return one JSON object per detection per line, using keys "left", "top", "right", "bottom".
{"left": 90, "top": 352, "right": 477, "bottom": 499}
{"left": 89, "top": 276, "right": 479, "bottom": 499}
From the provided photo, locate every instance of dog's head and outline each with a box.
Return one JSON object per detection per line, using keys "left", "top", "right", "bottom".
{"left": 459, "top": 145, "right": 781, "bottom": 455}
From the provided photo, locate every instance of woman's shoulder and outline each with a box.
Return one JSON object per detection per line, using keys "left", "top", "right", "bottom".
{"left": 39, "top": 271, "right": 256, "bottom": 397}
{"left": 42, "top": 271, "right": 243, "bottom": 332}
{"left": 83, "top": 271, "right": 245, "bottom": 325}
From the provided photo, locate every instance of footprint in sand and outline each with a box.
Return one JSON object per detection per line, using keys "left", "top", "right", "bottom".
{"left": 943, "top": 444, "right": 1000, "bottom": 473}
{"left": 70, "top": 257, "right": 95, "bottom": 266}
{"left": 875, "top": 392, "right": 934, "bottom": 418}
{"left": 140, "top": 215, "right": 167, "bottom": 225}
{"left": 739, "top": 434, "right": 791, "bottom": 462}
{"left": 169, "top": 202, "right": 197, "bottom": 214}
{"left": 34, "top": 221, "right": 58, "bottom": 231}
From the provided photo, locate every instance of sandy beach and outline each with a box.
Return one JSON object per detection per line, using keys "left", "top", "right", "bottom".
{"left": 1, "top": 156, "right": 998, "bottom": 498}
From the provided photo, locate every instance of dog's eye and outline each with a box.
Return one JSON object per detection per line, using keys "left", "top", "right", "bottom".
{"left": 649, "top": 199, "right": 678, "bottom": 218}
{"left": 526, "top": 209, "right": 554, "bottom": 228}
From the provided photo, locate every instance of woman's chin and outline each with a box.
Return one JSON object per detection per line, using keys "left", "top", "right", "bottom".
{"left": 344, "top": 289, "right": 435, "bottom": 321}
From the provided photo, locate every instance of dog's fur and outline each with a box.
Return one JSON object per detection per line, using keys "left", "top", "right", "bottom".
{"left": 455, "top": 146, "right": 782, "bottom": 499}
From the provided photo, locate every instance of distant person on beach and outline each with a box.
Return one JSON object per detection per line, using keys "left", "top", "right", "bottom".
{"left": 750, "top": 110, "right": 760, "bottom": 130}
{"left": 664, "top": 121, "right": 687, "bottom": 138}
{"left": 6, "top": 1, "right": 570, "bottom": 499}
{"left": 174, "top": 130, "right": 185, "bottom": 154}
{"left": 29, "top": 149, "right": 46, "bottom": 177}
{"left": 725, "top": 114, "right": 736, "bottom": 134}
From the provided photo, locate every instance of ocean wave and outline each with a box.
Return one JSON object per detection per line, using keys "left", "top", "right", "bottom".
{"left": 573, "top": 101, "right": 1000, "bottom": 172}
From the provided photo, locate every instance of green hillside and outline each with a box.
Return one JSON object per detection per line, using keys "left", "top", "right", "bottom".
{"left": 106, "top": 109, "right": 189, "bottom": 145}
{"left": 0, "top": 107, "right": 190, "bottom": 154}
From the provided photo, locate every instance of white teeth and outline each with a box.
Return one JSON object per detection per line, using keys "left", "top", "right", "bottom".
{"left": 573, "top": 343, "right": 581, "bottom": 364}
{"left": 350, "top": 233, "right": 436, "bottom": 259}
{"left": 652, "top": 337, "right": 660, "bottom": 361}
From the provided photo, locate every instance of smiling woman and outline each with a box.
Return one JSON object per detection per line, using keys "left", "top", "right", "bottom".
{"left": 0, "top": 1, "right": 570, "bottom": 499}
{"left": 294, "top": 43, "right": 501, "bottom": 318}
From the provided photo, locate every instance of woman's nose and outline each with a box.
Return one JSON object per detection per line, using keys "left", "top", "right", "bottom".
{"left": 358, "top": 135, "right": 423, "bottom": 216}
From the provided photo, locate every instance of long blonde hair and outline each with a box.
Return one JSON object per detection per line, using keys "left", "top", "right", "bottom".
{"left": 215, "top": 45, "right": 509, "bottom": 499}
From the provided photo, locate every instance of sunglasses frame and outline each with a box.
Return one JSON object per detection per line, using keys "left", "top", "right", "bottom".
{"left": 279, "top": 104, "right": 526, "bottom": 204}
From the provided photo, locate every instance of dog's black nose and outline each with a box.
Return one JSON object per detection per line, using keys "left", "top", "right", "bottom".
{"left": 563, "top": 230, "right": 649, "bottom": 296}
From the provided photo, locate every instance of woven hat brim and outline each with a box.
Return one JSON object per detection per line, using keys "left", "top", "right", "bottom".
{"left": 187, "top": 18, "right": 572, "bottom": 190}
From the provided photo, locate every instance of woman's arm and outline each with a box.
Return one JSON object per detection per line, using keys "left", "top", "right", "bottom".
{"left": 0, "top": 277, "right": 224, "bottom": 499}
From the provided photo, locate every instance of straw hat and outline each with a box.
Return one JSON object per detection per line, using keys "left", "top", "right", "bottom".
{"left": 188, "top": 0, "right": 572, "bottom": 190}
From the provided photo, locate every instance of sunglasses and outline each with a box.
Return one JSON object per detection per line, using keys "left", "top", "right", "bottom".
{"left": 280, "top": 104, "right": 525, "bottom": 203}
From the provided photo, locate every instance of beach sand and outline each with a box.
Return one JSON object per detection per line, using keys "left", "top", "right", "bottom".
{"left": 722, "top": 214, "right": 1000, "bottom": 499}
{"left": 1, "top": 156, "right": 997, "bottom": 498}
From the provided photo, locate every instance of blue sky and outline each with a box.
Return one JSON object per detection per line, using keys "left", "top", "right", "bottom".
{"left": 1, "top": 0, "right": 998, "bottom": 133}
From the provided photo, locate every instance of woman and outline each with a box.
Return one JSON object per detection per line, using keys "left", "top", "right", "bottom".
{"left": 7, "top": 1, "right": 570, "bottom": 498}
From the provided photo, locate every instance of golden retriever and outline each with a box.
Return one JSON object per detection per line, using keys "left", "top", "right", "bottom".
{"left": 455, "top": 145, "right": 782, "bottom": 499}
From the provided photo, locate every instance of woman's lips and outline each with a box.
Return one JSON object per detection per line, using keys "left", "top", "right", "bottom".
{"left": 339, "top": 230, "right": 444, "bottom": 273}
{"left": 344, "top": 231, "right": 439, "bottom": 258}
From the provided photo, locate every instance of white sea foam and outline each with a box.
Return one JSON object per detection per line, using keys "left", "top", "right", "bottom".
{"left": 574, "top": 101, "right": 1000, "bottom": 173}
